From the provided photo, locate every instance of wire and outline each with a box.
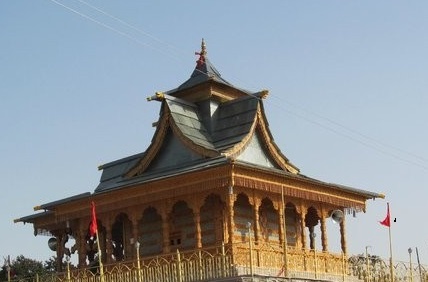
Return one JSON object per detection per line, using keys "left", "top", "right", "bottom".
{"left": 275, "top": 96, "right": 428, "bottom": 164}
{"left": 265, "top": 96, "right": 428, "bottom": 171}
{"left": 48, "top": 0, "right": 182, "bottom": 62}
{"left": 48, "top": 0, "right": 428, "bottom": 172}
{"left": 75, "top": 0, "right": 186, "bottom": 60}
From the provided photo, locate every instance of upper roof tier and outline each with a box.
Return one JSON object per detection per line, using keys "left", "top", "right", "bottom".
{"left": 96, "top": 39, "right": 300, "bottom": 192}
{"left": 160, "top": 39, "right": 257, "bottom": 103}
{"left": 172, "top": 38, "right": 234, "bottom": 93}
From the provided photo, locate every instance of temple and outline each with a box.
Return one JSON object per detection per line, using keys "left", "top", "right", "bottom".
{"left": 15, "top": 39, "right": 384, "bottom": 281}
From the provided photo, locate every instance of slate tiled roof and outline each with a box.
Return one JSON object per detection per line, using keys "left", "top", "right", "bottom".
{"left": 167, "top": 99, "right": 215, "bottom": 150}
{"left": 95, "top": 43, "right": 290, "bottom": 191}
{"left": 212, "top": 96, "right": 259, "bottom": 150}
{"left": 172, "top": 57, "right": 233, "bottom": 93}
{"left": 166, "top": 94, "right": 259, "bottom": 152}
{"left": 96, "top": 152, "right": 145, "bottom": 191}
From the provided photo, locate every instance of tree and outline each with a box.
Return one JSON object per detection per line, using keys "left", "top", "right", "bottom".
{"left": 349, "top": 253, "right": 389, "bottom": 281}
{"left": 0, "top": 255, "right": 59, "bottom": 281}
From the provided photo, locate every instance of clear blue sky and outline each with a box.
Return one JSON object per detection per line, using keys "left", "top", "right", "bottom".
{"left": 1, "top": 1, "right": 427, "bottom": 265}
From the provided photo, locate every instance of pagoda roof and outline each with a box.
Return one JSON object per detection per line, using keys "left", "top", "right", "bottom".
{"left": 14, "top": 40, "right": 385, "bottom": 226}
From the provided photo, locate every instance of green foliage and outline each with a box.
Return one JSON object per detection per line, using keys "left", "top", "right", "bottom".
{"left": 0, "top": 255, "right": 65, "bottom": 281}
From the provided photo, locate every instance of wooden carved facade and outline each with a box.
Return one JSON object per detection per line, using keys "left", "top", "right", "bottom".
{"left": 15, "top": 40, "right": 383, "bottom": 280}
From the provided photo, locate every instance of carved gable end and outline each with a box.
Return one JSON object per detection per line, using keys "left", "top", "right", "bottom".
{"left": 235, "top": 131, "right": 279, "bottom": 169}
{"left": 123, "top": 95, "right": 221, "bottom": 180}
{"left": 144, "top": 129, "right": 205, "bottom": 173}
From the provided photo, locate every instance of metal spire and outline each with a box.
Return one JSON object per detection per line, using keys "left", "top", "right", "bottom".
{"left": 200, "top": 38, "right": 207, "bottom": 56}
{"left": 196, "top": 38, "right": 207, "bottom": 66}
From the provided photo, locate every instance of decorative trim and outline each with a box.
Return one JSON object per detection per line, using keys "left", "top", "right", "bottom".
{"left": 232, "top": 165, "right": 367, "bottom": 210}
{"left": 126, "top": 103, "right": 171, "bottom": 177}
{"left": 256, "top": 104, "right": 300, "bottom": 174}
{"left": 221, "top": 107, "right": 258, "bottom": 158}
{"left": 167, "top": 106, "right": 219, "bottom": 158}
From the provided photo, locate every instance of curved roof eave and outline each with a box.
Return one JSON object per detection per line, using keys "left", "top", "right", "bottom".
{"left": 233, "top": 160, "right": 384, "bottom": 200}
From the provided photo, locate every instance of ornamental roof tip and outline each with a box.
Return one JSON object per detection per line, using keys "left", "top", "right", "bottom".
{"left": 167, "top": 39, "right": 234, "bottom": 94}
{"left": 147, "top": 92, "right": 165, "bottom": 102}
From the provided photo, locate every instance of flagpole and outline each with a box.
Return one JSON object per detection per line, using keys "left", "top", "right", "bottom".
{"left": 380, "top": 202, "right": 394, "bottom": 282}
{"left": 95, "top": 229, "right": 105, "bottom": 282}
{"left": 388, "top": 223, "right": 394, "bottom": 282}
{"left": 90, "top": 202, "right": 105, "bottom": 282}
{"left": 385, "top": 202, "right": 394, "bottom": 282}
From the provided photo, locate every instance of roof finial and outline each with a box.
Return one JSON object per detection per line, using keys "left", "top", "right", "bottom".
{"left": 201, "top": 38, "right": 207, "bottom": 56}
{"left": 195, "top": 38, "right": 207, "bottom": 67}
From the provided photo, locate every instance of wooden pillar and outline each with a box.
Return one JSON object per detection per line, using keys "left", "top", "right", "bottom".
{"left": 77, "top": 224, "right": 87, "bottom": 268}
{"left": 104, "top": 222, "right": 113, "bottom": 264}
{"left": 56, "top": 234, "right": 64, "bottom": 272}
{"left": 132, "top": 215, "right": 139, "bottom": 259}
{"left": 189, "top": 200, "right": 203, "bottom": 249}
{"left": 194, "top": 212, "right": 202, "bottom": 248}
{"left": 227, "top": 189, "right": 236, "bottom": 245}
{"left": 309, "top": 226, "right": 315, "bottom": 249}
{"left": 98, "top": 226, "right": 106, "bottom": 263}
{"left": 320, "top": 215, "right": 328, "bottom": 252}
{"left": 300, "top": 208, "right": 307, "bottom": 250}
{"left": 340, "top": 215, "right": 347, "bottom": 255}
{"left": 160, "top": 206, "right": 170, "bottom": 254}
{"left": 278, "top": 201, "right": 285, "bottom": 246}
{"left": 253, "top": 198, "right": 261, "bottom": 243}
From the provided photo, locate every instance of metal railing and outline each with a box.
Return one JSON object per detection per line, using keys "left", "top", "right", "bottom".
{"left": 3, "top": 243, "right": 427, "bottom": 282}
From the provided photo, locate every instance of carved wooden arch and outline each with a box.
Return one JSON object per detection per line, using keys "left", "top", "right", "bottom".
{"left": 109, "top": 210, "right": 132, "bottom": 225}
{"left": 305, "top": 206, "right": 321, "bottom": 227}
{"left": 200, "top": 192, "right": 225, "bottom": 209}
{"left": 110, "top": 212, "right": 133, "bottom": 261}
{"left": 285, "top": 201, "right": 298, "bottom": 211}
{"left": 290, "top": 199, "right": 304, "bottom": 215}
{"left": 308, "top": 202, "right": 322, "bottom": 215}
{"left": 260, "top": 197, "right": 277, "bottom": 210}
{"left": 248, "top": 194, "right": 255, "bottom": 207}
{"left": 110, "top": 212, "right": 133, "bottom": 229}
{"left": 320, "top": 205, "right": 337, "bottom": 219}
{"left": 138, "top": 205, "right": 163, "bottom": 221}
{"left": 138, "top": 205, "right": 163, "bottom": 256}
{"left": 259, "top": 197, "right": 280, "bottom": 234}
{"left": 186, "top": 192, "right": 213, "bottom": 214}
{"left": 230, "top": 186, "right": 250, "bottom": 204}
{"left": 218, "top": 185, "right": 234, "bottom": 204}
{"left": 235, "top": 192, "right": 251, "bottom": 203}
{"left": 272, "top": 194, "right": 282, "bottom": 211}
{"left": 139, "top": 205, "right": 163, "bottom": 221}
{"left": 284, "top": 202, "right": 300, "bottom": 224}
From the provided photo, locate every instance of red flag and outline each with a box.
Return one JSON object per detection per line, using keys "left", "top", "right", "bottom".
{"left": 89, "top": 201, "right": 98, "bottom": 237}
{"left": 380, "top": 203, "right": 391, "bottom": 227}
